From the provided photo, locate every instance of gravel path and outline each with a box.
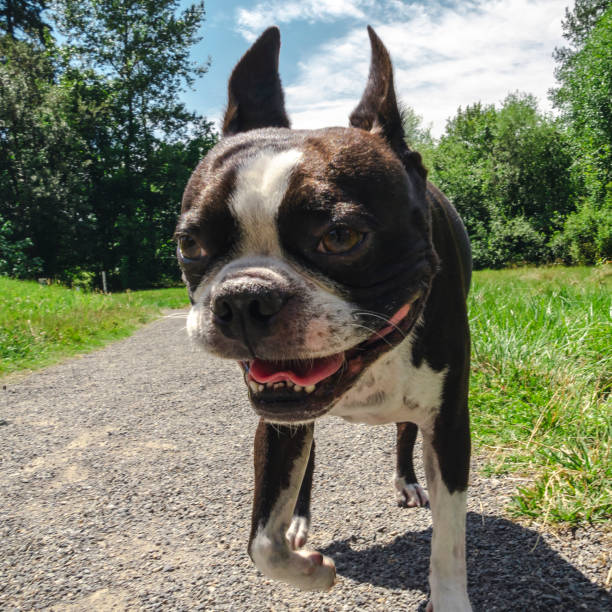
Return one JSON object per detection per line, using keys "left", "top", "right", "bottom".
{"left": 1, "top": 312, "right": 610, "bottom": 611}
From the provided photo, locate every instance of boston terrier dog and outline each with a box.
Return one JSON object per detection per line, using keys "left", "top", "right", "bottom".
{"left": 175, "top": 26, "right": 472, "bottom": 611}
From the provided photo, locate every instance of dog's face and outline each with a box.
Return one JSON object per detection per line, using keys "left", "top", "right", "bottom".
{"left": 175, "top": 27, "right": 438, "bottom": 423}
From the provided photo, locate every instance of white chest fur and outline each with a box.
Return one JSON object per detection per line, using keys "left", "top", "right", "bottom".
{"left": 329, "top": 336, "right": 447, "bottom": 428}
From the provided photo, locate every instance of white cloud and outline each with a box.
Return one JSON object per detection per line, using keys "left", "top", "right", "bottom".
{"left": 280, "top": 0, "right": 566, "bottom": 136}
{"left": 236, "top": 0, "right": 372, "bottom": 41}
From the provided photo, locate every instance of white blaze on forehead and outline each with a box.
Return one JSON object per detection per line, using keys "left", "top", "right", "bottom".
{"left": 229, "top": 148, "right": 303, "bottom": 255}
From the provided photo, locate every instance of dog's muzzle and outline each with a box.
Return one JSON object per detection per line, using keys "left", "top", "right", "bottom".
{"left": 210, "top": 278, "right": 291, "bottom": 354}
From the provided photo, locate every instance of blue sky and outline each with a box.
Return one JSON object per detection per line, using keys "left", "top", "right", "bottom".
{"left": 182, "top": 0, "right": 568, "bottom": 137}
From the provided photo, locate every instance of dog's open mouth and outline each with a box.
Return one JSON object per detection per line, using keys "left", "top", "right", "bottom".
{"left": 239, "top": 301, "right": 419, "bottom": 422}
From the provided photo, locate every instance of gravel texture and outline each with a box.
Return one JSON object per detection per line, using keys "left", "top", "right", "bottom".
{"left": 1, "top": 312, "right": 610, "bottom": 611}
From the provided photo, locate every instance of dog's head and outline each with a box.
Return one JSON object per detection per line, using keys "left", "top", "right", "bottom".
{"left": 175, "top": 27, "right": 438, "bottom": 423}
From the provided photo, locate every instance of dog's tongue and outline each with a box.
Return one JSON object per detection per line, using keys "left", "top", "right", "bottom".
{"left": 249, "top": 354, "right": 344, "bottom": 386}
{"left": 248, "top": 304, "right": 412, "bottom": 386}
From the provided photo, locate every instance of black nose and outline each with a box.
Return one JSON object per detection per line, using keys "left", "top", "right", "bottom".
{"left": 210, "top": 284, "right": 289, "bottom": 350}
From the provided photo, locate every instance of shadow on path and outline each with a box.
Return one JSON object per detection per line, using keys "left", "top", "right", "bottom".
{"left": 320, "top": 512, "right": 611, "bottom": 611}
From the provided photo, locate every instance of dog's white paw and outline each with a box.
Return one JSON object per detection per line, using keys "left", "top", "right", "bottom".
{"left": 286, "top": 515, "right": 309, "bottom": 549}
{"left": 251, "top": 534, "right": 336, "bottom": 591}
{"left": 290, "top": 549, "right": 336, "bottom": 591}
{"left": 394, "top": 475, "right": 429, "bottom": 507}
{"left": 426, "top": 586, "right": 472, "bottom": 611}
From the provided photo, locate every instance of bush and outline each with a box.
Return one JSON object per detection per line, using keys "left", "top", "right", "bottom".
{"left": 552, "top": 198, "right": 612, "bottom": 264}
{"left": 61, "top": 267, "right": 97, "bottom": 291}
{"left": 479, "top": 217, "right": 547, "bottom": 268}
{"left": 0, "top": 220, "right": 44, "bottom": 279}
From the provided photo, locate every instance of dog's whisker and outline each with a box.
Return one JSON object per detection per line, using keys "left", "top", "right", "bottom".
{"left": 349, "top": 323, "right": 395, "bottom": 348}
{"left": 174, "top": 325, "right": 189, "bottom": 336}
{"left": 353, "top": 310, "right": 408, "bottom": 340}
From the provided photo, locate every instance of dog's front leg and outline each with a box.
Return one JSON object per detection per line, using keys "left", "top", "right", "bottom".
{"left": 248, "top": 419, "right": 336, "bottom": 591}
{"left": 286, "top": 437, "right": 314, "bottom": 550}
{"left": 423, "top": 406, "right": 471, "bottom": 612}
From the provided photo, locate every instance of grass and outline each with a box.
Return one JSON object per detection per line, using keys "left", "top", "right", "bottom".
{"left": 0, "top": 277, "right": 188, "bottom": 377}
{"left": 469, "top": 265, "right": 611, "bottom": 526}
{"left": 1, "top": 266, "right": 610, "bottom": 526}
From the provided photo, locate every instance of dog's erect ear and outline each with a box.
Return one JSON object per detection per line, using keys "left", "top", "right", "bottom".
{"left": 222, "top": 27, "right": 290, "bottom": 136}
{"left": 350, "top": 27, "right": 426, "bottom": 181}
{"left": 350, "top": 26, "right": 405, "bottom": 152}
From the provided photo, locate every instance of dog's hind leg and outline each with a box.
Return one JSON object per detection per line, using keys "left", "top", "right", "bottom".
{"left": 286, "top": 439, "right": 314, "bottom": 549}
{"left": 395, "top": 421, "right": 429, "bottom": 507}
{"left": 248, "top": 419, "right": 335, "bottom": 591}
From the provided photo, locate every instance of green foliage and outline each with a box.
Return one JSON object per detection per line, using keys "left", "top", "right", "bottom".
{"left": 401, "top": 2, "right": 612, "bottom": 272}
{"left": 551, "top": 193, "right": 612, "bottom": 264}
{"left": 0, "top": 35, "right": 93, "bottom": 277}
{"left": 0, "top": 276, "right": 188, "bottom": 376}
{"left": 1, "top": 2, "right": 609, "bottom": 286}
{"left": 426, "top": 94, "right": 575, "bottom": 268}
{"left": 61, "top": 266, "right": 96, "bottom": 291}
{"left": 402, "top": 106, "right": 433, "bottom": 149}
{"left": 0, "top": 218, "right": 43, "bottom": 277}
{"left": 469, "top": 266, "right": 611, "bottom": 524}
{"left": 552, "top": 4, "right": 612, "bottom": 209}
{"left": 553, "top": 0, "right": 610, "bottom": 62}
{"left": 53, "top": 0, "right": 209, "bottom": 149}
{"left": 0, "top": 2, "right": 217, "bottom": 288}
{"left": 49, "top": 0, "right": 216, "bottom": 289}
{"left": 0, "top": 0, "right": 49, "bottom": 43}
{"left": 486, "top": 217, "right": 546, "bottom": 269}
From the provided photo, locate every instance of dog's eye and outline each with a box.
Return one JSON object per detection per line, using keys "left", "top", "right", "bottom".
{"left": 178, "top": 236, "right": 206, "bottom": 261}
{"left": 318, "top": 227, "right": 365, "bottom": 254}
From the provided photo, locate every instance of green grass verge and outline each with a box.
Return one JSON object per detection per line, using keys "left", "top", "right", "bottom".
{"left": 469, "top": 265, "right": 611, "bottom": 525}
{"left": 0, "top": 278, "right": 188, "bottom": 377}
{"left": 1, "top": 267, "right": 610, "bottom": 526}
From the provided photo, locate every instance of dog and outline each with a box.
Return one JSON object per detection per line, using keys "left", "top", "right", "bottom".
{"left": 175, "top": 26, "right": 472, "bottom": 611}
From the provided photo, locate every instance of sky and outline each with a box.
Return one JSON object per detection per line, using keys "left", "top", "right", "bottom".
{"left": 181, "top": 0, "right": 569, "bottom": 137}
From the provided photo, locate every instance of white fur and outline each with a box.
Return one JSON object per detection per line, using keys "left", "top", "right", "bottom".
{"left": 286, "top": 515, "right": 309, "bottom": 549}
{"left": 186, "top": 301, "right": 205, "bottom": 340}
{"left": 423, "top": 435, "right": 471, "bottom": 611}
{"left": 328, "top": 322, "right": 471, "bottom": 610}
{"left": 229, "top": 149, "right": 303, "bottom": 256}
{"left": 329, "top": 327, "right": 448, "bottom": 427}
{"left": 250, "top": 531, "right": 336, "bottom": 591}
{"left": 394, "top": 475, "right": 429, "bottom": 507}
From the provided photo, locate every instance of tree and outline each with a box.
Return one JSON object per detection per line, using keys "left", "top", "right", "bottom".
{"left": 553, "top": 0, "right": 609, "bottom": 60}
{"left": 0, "top": 36, "right": 93, "bottom": 277}
{"left": 490, "top": 93, "right": 575, "bottom": 233}
{"left": 0, "top": 217, "right": 43, "bottom": 277}
{"left": 0, "top": 1, "right": 217, "bottom": 286}
{"left": 51, "top": 0, "right": 216, "bottom": 287}
{"left": 0, "top": 0, "right": 49, "bottom": 42}
{"left": 402, "top": 107, "right": 433, "bottom": 149}
{"left": 429, "top": 95, "right": 576, "bottom": 268}
{"left": 429, "top": 102, "right": 497, "bottom": 265}
{"left": 552, "top": 5, "right": 612, "bottom": 208}
{"left": 53, "top": 0, "right": 208, "bottom": 170}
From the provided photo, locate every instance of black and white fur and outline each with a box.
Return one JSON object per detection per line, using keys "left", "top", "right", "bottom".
{"left": 175, "top": 26, "right": 472, "bottom": 611}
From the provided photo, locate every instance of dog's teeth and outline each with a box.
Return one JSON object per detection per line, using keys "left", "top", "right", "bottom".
{"left": 273, "top": 382, "right": 285, "bottom": 390}
{"left": 257, "top": 384, "right": 264, "bottom": 392}
{"left": 266, "top": 382, "right": 274, "bottom": 389}
{"left": 293, "top": 385, "right": 303, "bottom": 392}
{"left": 248, "top": 381, "right": 259, "bottom": 393}
{"left": 305, "top": 385, "right": 316, "bottom": 394}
